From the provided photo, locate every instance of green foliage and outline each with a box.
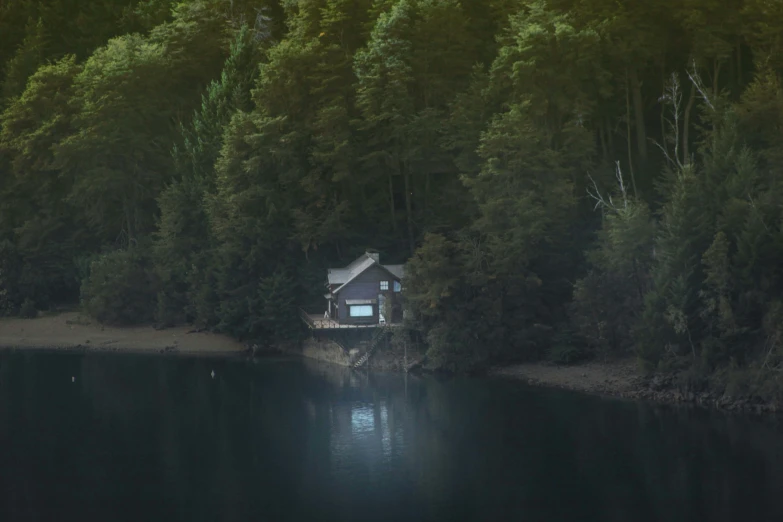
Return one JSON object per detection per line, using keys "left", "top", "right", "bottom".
{"left": 251, "top": 269, "right": 303, "bottom": 346}
{"left": 637, "top": 101, "right": 783, "bottom": 375}
{"left": 214, "top": 264, "right": 302, "bottom": 344}
{"left": 1, "top": 0, "right": 157, "bottom": 106}
{"left": 572, "top": 192, "right": 655, "bottom": 358}
{"left": 1, "top": 17, "right": 47, "bottom": 104}
{"left": 154, "top": 177, "right": 208, "bottom": 326}
{"left": 121, "top": 0, "right": 177, "bottom": 33}
{"left": 548, "top": 343, "right": 588, "bottom": 366}
{"left": 0, "top": 55, "right": 85, "bottom": 306}
{"left": 403, "top": 232, "right": 500, "bottom": 371}
{"left": 0, "top": 240, "right": 23, "bottom": 316}
{"left": 0, "top": 237, "right": 71, "bottom": 316}
{"left": 174, "top": 24, "right": 261, "bottom": 184}
{"left": 19, "top": 298, "right": 37, "bottom": 319}
{"left": 699, "top": 231, "right": 736, "bottom": 341}
{"left": 80, "top": 246, "right": 158, "bottom": 326}
{"left": 0, "top": 55, "right": 82, "bottom": 226}
{"left": 3, "top": 0, "right": 783, "bottom": 379}
{"left": 156, "top": 24, "right": 263, "bottom": 327}
{"left": 56, "top": 35, "right": 172, "bottom": 243}
{"left": 723, "top": 366, "right": 783, "bottom": 404}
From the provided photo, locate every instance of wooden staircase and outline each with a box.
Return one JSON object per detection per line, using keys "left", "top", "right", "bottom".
{"left": 352, "top": 325, "right": 392, "bottom": 369}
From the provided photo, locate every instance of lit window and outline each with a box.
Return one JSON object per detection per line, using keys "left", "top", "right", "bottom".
{"left": 393, "top": 281, "right": 401, "bottom": 292}
{"left": 380, "top": 280, "right": 389, "bottom": 290}
{"left": 349, "top": 305, "right": 373, "bottom": 317}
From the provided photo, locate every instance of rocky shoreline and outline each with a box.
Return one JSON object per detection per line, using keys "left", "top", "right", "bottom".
{"left": 620, "top": 373, "right": 782, "bottom": 414}
{"left": 490, "top": 360, "right": 782, "bottom": 415}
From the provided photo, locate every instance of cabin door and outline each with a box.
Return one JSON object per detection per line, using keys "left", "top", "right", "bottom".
{"left": 378, "top": 294, "right": 387, "bottom": 325}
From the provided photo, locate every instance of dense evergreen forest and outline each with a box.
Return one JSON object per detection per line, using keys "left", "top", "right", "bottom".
{"left": 2, "top": 0, "right": 783, "bottom": 389}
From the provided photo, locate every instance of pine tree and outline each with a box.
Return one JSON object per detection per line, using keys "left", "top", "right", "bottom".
{"left": 156, "top": 24, "right": 263, "bottom": 326}
{"left": 1, "top": 17, "right": 47, "bottom": 105}
{"left": 57, "top": 34, "right": 178, "bottom": 244}
{"left": 0, "top": 55, "right": 84, "bottom": 306}
{"left": 173, "top": 23, "right": 262, "bottom": 186}
{"left": 572, "top": 183, "right": 655, "bottom": 357}
{"left": 354, "top": 0, "right": 418, "bottom": 253}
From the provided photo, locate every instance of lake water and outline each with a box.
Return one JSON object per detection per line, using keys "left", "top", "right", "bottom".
{"left": 1, "top": 352, "right": 782, "bottom": 521}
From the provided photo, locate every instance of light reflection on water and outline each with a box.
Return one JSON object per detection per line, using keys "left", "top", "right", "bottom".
{"left": 350, "top": 403, "right": 375, "bottom": 435}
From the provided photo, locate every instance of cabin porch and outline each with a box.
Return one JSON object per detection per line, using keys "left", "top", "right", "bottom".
{"left": 300, "top": 309, "right": 400, "bottom": 330}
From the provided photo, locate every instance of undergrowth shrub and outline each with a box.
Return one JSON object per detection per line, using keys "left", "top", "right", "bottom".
{"left": 80, "top": 245, "right": 158, "bottom": 325}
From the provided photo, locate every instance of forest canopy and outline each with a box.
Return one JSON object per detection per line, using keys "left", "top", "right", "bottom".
{"left": 2, "top": 0, "right": 783, "bottom": 385}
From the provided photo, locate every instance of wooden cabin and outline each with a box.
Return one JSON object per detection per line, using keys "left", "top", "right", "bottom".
{"left": 322, "top": 251, "right": 404, "bottom": 326}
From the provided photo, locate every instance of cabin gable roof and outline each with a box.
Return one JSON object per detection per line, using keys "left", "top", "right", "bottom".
{"left": 327, "top": 252, "right": 405, "bottom": 295}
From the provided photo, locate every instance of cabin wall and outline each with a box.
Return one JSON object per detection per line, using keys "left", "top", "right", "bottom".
{"left": 337, "top": 265, "right": 401, "bottom": 325}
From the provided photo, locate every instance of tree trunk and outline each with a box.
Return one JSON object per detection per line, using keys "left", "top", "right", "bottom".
{"left": 728, "top": 46, "right": 736, "bottom": 94}
{"left": 660, "top": 107, "right": 669, "bottom": 160}
{"left": 713, "top": 59, "right": 722, "bottom": 98}
{"left": 606, "top": 118, "right": 615, "bottom": 157}
{"left": 425, "top": 172, "right": 430, "bottom": 211}
{"left": 388, "top": 173, "right": 396, "bottom": 232}
{"left": 632, "top": 257, "right": 645, "bottom": 303}
{"left": 682, "top": 81, "right": 696, "bottom": 165}
{"left": 123, "top": 196, "right": 135, "bottom": 247}
{"left": 625, "top": 71, "right": 638, "bottom": 198}
{"left": 598, "top": 124, "right": 608, "bottom": 160}
{"left": 403, "top": 167, "right": 415, "bottom": 256}
{"left": 629, "top": 67, "right": 647, "bottom": 160}
{"left": 660, "top": 66, "right": 669, "bottom": 161}
{"left": 126, "top": 164, "right": 139, "bottom": 246}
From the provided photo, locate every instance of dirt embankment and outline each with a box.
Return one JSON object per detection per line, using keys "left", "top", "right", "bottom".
{"left": 490, "top": 359, "right": 781, "bottom": 414}
{"left": 0, "top": 312, "right": 247, "bottom": 356}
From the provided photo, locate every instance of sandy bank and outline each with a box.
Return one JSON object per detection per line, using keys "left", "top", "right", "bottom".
{"left": 0, "top": 312, "right": 247, "bottom": 356}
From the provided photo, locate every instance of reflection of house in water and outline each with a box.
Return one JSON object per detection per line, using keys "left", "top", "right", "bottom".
{"left": 328, "top": 398, "right": 402, "bottom": 482}
{"left": 294, "top": 368, "right": 458, "bottom": 513}
{"left": 322, "top": 373, "right": 426, "bottom": 486}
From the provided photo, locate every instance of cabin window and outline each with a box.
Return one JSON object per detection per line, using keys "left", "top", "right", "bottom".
{"left": 380, "top": 280, "right": 389, "bottom": 291}
{"left": 393, "top": 281, "right": 401, "bottom": 292}
{"left": 349, "top": 305, "right": 373, "bottom": 317}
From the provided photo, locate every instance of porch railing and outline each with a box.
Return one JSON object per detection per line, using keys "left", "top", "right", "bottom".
{"left": 299, "top": 308, "right": 316, "bottom": 328}
{"left": 299, "top": 308, "right": 395, "bottom": 330}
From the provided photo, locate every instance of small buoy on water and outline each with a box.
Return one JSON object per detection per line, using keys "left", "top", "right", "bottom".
{"left": 211, "top": 370, "right": 215, "bottom": 379}
{"left": 72, "top": 376, "right": 75, "bottom": 382}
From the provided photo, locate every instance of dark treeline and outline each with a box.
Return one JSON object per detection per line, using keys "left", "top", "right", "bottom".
{"left": 2, "top": 0, "right": 783, "bottom": 390}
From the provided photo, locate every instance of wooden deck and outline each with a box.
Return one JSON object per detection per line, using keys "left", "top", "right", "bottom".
{"left": 300, "top": 309, "right": 398, "bottom": 330}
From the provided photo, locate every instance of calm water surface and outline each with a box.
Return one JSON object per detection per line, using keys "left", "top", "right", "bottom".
{"left": 0, "top": 352, "right": 782, "bottom": 522}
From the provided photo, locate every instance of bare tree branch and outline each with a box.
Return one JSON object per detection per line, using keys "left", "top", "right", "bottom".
{"left": 748, "top": 195, "right": 771, "bottom": 233}
{"left": 586, "top": 173, "right": 611, "bottom": 211}
{"left": 686, "top": 60, "right": 715, "bottom": 112}
{"left": 587, "top": 162, "right": 629, "bottom": 212}
{"left": 615, "top": 161, "right": 628, "bottom": 209}
{"left": 653, "top": 73, "right": 686, "bottom": 170}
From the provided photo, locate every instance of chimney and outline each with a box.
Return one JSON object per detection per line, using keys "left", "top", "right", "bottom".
{"left": 366, "top": 250, "right": 380, "bottom": 263}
